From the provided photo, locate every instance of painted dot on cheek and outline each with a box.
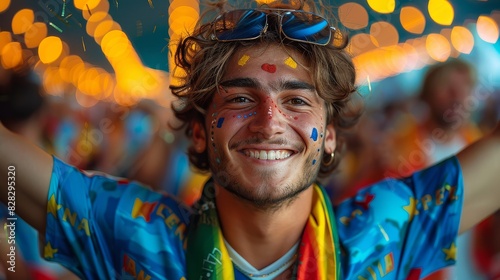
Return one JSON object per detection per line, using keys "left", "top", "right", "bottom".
{"left": 312, "top": 159, "right": 317, "bottom": 165}
{"left": 216, "top": 118, "right": 225, "bottom": 128}
{"left": 310, "top": 128, "right": 318, "bottom": 141}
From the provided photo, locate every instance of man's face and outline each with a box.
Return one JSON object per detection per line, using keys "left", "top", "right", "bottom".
{"left": 430, "top": 69, "right": 473, "bottom": 128}
{"left": 192, "top": 44, "right": 336, "bottom": 209}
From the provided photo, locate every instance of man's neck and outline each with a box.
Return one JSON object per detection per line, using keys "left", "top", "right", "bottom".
{"left": 215, "top": 185, "right": 313, "bottom": 270}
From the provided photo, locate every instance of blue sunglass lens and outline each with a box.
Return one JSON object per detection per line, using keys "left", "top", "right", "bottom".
{"left": 214, "top": 10, "right": 267, "bottom": 40}
{"left": 281, "top": 12, "right": 331, "bottom": 45}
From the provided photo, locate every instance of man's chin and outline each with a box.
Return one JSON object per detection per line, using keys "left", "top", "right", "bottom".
{"left": 222, "top": 183, "right": 310, "bottom": 212}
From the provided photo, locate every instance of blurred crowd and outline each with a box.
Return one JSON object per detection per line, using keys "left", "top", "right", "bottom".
{"left": 327, "top": 59, "right": 500, "bottom": 279}
{"left": 1, "top": 58, "right": 499, "bottom": 279}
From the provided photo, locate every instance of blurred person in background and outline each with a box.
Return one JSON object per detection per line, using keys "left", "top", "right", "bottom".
{"left": 395, "top": 59, "right": 486, "bottom": 280}
{"left": 330, "top": 59, "right": 495, "bottom": 279}
{"left": 0, "top": 66, "right": 78, "bottom": 279}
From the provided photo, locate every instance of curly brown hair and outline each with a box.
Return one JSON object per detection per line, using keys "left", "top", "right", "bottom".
{"left": 170, "top": 0, "right": 362, "bottom": 178}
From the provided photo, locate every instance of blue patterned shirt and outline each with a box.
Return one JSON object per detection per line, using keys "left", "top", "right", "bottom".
{"left": 44, "top": 156, "right": 463, "bottom": 279}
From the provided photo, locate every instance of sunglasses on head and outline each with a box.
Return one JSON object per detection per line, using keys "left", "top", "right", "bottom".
{"left": 209, "top": 9, "right": 338, "bottom": 46}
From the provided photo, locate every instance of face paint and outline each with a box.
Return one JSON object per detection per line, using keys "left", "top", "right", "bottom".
{"left": 233, "top": 112, "right": 257, "bottom": 119}
{"left": 216, "top": 118, "right": 225, "bottom": 128}
{"left": 210, "top": 116, "right": 221, "bottom": 164}
{"left": 310, "top": 128, "right": 318, "bottom": 141}
{"left": 284, "top": 56, "right": 297, "bottom": 69}
{"left": 238, "top": 54, "right": 250, "bottom": 66}
{"left": 261, "top": 63, "right": 277, "bottom": 73}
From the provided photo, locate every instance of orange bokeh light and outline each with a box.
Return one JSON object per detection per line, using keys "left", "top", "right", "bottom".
{"left": 400, "top": 6, "right": 426, "bottom": 34}
{"left": 38, "top": 36, "right": 63, "bottom": 64}
{"left": 11, "top": 9, "right": 34, "bottom": 34}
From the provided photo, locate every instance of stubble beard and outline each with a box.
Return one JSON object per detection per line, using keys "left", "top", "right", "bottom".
{"left": 210, "top": 151, "right": 320, "bottom": 212}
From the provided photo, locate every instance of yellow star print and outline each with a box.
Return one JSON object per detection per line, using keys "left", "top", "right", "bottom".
{"left": 47, "top": 194, "right": 62, "bottom": 218}
{"left": 403, "top": 197, "right": 419, "bottom": 221}
{"left": 44, "top": 242, "right": 58, "bottom": 259}
{"left": 442, "top": 242, "right": 457, "bottom": 261}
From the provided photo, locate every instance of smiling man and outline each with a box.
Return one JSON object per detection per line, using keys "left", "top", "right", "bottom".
{"left": 1, "top": 1, "right": 500, "bottom": 279}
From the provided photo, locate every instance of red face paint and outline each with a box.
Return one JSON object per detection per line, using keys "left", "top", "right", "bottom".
{"left": 261, "top": 63, "right": 277, "bottom": 73}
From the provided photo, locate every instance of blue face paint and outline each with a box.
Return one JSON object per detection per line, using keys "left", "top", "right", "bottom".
{"left": 312, "top": 159, "right": 317, "bottom": 165}
{"left": 216, "top": 118, "right": 225, "bottom": 128}
{"left": 310, "top": 128, "right": 318, "bottom": 141}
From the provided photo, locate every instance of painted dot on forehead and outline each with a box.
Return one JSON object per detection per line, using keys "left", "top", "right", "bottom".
{"left": 310, "top": 128, "right": 318, "bottom": 141}
{"left": 261, "top": 63, "right": 277, "bottom": 73}
{"left": 284, "top": 56, "right": 297, "bottom": 69}
{"left": 238, "top": 54, "right": 250, "bottom": 66}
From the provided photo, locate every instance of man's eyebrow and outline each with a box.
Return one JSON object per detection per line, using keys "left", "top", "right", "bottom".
{"left": 219, "top": 78, "right": 316, "bottom": 93}
{"left": 276, "top": 80, "right": 316, "bottom": 91}
{"left": 220, "top": 78, "right": 261, "bottom": 89}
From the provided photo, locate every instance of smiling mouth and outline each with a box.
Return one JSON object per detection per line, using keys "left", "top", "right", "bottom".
{"left": 243, "top": 150, "right": 292, "bottom": 160}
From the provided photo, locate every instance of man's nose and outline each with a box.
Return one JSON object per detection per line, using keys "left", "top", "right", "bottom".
{"left": 248, "top": 103, "right": 287, "bottom": 139}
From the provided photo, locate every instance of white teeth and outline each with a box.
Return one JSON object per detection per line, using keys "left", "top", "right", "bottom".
{"left": 268, "top": 151, "right": 276, "bottom": 160}
{"left": 244, "top": 150, "right": 291, "bottom": 160}
{"left": 259, "top": 151, "right": 267, "bottom": 160}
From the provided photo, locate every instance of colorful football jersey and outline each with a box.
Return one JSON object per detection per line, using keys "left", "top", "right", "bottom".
{"left": 44, "top": 156, "right": 462, "bottom": 279}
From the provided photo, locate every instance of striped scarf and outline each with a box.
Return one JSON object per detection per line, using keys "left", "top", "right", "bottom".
{"left": 187, "top": 182, "right": 341, "bottom": 279}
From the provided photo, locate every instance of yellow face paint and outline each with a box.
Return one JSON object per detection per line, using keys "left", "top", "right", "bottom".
{"left": 238, "top": 54, "right": 250, "bottom": 66}
{"left": 284, "top": 56, "right": 297, "bottom": 69}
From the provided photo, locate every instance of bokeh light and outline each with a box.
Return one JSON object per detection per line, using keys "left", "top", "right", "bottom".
{"left": 93, "top": 20, "right": 122, "bottom": 45}
{"left": 86, "top": 12, "right": 112, "bottom": 37}
{"left": 11, "top": 9, "right": 34, "bottom": 34}
{"left": 348, "top": 33, "right": 377, "bottom": 56}
{"left": 74, "top": 0, "right": 102, "bottom": 11}
{"left": 169, "top": 0, "right": 200, "bottom": 14}
{"left": 338, "top": 2, "right": 369, "bottom": 30}
{"left": 426, "top": 33, "right": 451, "bottom": 62}
{"left": 450, "top": 26, "right": 474, "bottom": 54}
{"left": 82, "top": 0, "right": 110, "bottom": 20}
{"left": 0, "top": 31, "right": 12, "bottom": 52}
{"left": 440, "top": 28, "right": 460, "bottom": 58}
{"left": 370, "top": 21, "right": 399, "bottom": 47}
{"left": 24, "top": 22, "right": 48, "bottom": 48}
{"left": 1, "top": 41, "right": 22, "bottom": 69}
{"left": 400, "top": 6, "right": 426, "bottom": 34}
{"left": 39, "top": 36, "right": 64, "bottom": 64}
{"left": 43, "top": 66, "right": 67, "bottom": 96}
{"left": 477, "top": 15, "right": 499, "bottom": 44}
{"left": 367, "top": 0, "right": 395, "bottom": 14}
{"left": 428, "top": 0, "right": 454, "bottom": 26}
{"left": 0, "top": 0, "right": 11, "bottom": 13}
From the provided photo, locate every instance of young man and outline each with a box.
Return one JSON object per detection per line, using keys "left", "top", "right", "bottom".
{"left": 1, "top": 1, "right": 499, "bottom": 279}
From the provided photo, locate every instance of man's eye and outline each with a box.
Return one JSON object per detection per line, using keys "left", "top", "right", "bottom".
{"left": 229, "top": 97, "right": 251, "bottom": 103}
{"left": 288, "top": 98, "right": 308, "bottom": 105}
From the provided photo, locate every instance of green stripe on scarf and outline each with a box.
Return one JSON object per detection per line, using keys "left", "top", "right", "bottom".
{"left": 187, "top": 180, "right": 340, "bottom": 279}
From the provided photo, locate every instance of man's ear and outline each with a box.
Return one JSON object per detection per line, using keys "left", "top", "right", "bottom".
{"left": 192, "top": 121, "right": 207, "bottom": 153}
{"left": 324, "top": 124, "right": 336, "bottom": 154}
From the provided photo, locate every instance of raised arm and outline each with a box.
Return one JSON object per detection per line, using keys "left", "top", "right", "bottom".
{"left": 0, "top": 122, "right": 53, "bottom": 234}
{"left": 457, "top": 123, "right": 500, "bottom": 233}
